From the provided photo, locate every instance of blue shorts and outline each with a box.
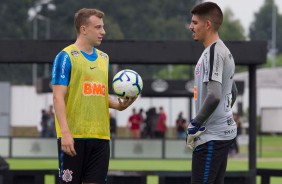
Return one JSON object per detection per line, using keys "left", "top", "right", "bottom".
{"left": 191, "top": 139, "right": 235, "bottom": 184}
{"left": 57, "top": 139, "right": 110, "bottom": 184}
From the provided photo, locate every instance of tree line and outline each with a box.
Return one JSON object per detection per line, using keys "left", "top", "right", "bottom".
{"left": 0, "top": 0, "right": 281, "bottom": 84}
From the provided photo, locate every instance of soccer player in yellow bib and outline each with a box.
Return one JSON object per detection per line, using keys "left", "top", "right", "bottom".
{"left": 51, "top": 8, "right": 135, "bottom": 184}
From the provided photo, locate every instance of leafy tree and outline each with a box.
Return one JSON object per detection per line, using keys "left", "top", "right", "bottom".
{"left": 48, "top": 0, "right": 200, "bottom": 81}
{"left": 249, "top": 0, "right": 282, "bottom": 54}
{"left": 156, "top": 7, "right": 246, "bottom": 79}
{"left": 104, "top": 17, "right": 124, "bottom": 40}
{"left": 47, "top": 0, "right": 200, "bottom": 40}
{"left": 0, "top": 64, "right": 38, "bottom": 85}
{"left": 0, "top": 0, "right": 33, "bottom": 39}
{"left": 0, "top": 0, "right": 201, "bottom": 84}
{"left": 220, "top": 8, "right": 245, "bottom": 41}
{"left": 0, "top": 0, "right": 32, "bottom": 84}
{"left": 156, "top": 65, "right": 194, "bottom": 80}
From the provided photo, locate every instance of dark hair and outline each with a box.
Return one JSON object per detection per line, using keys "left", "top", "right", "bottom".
{"left": 74, "top": 8, "right": 105, "bottom": 33}
{"left": 191, "top": 2, "right": 223, "bottom": 31}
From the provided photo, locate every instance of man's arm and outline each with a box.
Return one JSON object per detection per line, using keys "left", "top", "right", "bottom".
{"left": 194, "top": 80, "right": 222, "bottom": 125}
{"left": 186, "top": 80, "right": 221, "bottom": 150}
{"left": 231, "top": 81, "right": 237, "bottom": 107}
{"left": 53, "top": 85, "right": 76, "bottom": 157}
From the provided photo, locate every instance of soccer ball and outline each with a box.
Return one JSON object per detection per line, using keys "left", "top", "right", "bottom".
{"left": 112, "top": 69, "right": 143, "bottom": 99}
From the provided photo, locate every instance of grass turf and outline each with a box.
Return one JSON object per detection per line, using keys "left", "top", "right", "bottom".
{"left": 6, "top": 158, "right": 282, "bottom": 184}
{"left": 5, "top": 135, "right": 282, "bottom": 183}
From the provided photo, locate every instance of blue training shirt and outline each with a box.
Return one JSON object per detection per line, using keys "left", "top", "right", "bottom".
{"left": 52, "top": 48, "right": 98, "bottom": 86}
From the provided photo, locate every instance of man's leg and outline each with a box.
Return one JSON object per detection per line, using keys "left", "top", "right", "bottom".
{"left": 214, "top": 139, "right": 235, "bottom": 184}
{"left": 191, "top": 139, "right": 234, "bottom": 184}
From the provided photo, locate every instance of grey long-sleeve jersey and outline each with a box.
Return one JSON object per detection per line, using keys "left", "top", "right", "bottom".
{"left": 193, "top": 39, "right": 237, "bottom": 148}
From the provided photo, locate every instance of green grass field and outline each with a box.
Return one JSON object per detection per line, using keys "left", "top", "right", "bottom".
{"left": 6, "top": 158, "right": 282, "bottom": 184}
{"left": 6, "top": 135, "right": 282, "bottom": 184}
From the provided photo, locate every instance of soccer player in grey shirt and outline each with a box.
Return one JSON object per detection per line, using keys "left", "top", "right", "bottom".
{"left": 186, "top": 2, "right": 238, "bottom": 184}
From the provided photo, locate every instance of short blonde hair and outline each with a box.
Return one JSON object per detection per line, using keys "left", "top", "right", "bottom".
{"left": 74, "top": 8, "right": 105, "bottom": 33}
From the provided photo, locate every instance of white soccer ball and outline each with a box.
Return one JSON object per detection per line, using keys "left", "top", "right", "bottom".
{"left": 112, "top": 69, "right": 143, "bottom": 99}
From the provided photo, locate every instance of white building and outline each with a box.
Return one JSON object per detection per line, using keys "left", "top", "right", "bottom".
{"left": 234, "top": 67, "right": 282, "bottom": 133}
{"left": 234, "top": 67, "right": 282, "bottom": 114}
{"left": 3, "top": 67, "right": 282, "bottom": 136}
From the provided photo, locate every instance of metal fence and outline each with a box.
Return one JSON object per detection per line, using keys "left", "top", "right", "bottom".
{"left": 0, "top": 137, "right": 192, "bottom": 159}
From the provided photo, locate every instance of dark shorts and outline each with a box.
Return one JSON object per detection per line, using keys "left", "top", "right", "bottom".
{"left": 191, "top": 139, "right": 235, "bottom": 184}
{"left": 57, "top": 139, "right": 110, "bottom": 184}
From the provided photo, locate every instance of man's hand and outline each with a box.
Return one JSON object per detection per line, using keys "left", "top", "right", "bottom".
{"left": 61, "top": 132, "right": 77, "bottom": 157}
{"left": 186, "top": 119, "right": 206, "bottom": 151}
{"left": 117, "top": 97, "right": 136, "bottom": 111}
{"left": 109, "top": 95, "right": 136, "bottom": 111}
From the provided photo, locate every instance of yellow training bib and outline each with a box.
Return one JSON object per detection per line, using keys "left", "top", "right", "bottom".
{"left": 55, "top": 44, "right": 110, "bottom": 139}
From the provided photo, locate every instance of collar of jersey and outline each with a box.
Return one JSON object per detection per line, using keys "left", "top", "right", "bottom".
{"left": 80, "top": 48, "right": 98, "bottom": 62}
